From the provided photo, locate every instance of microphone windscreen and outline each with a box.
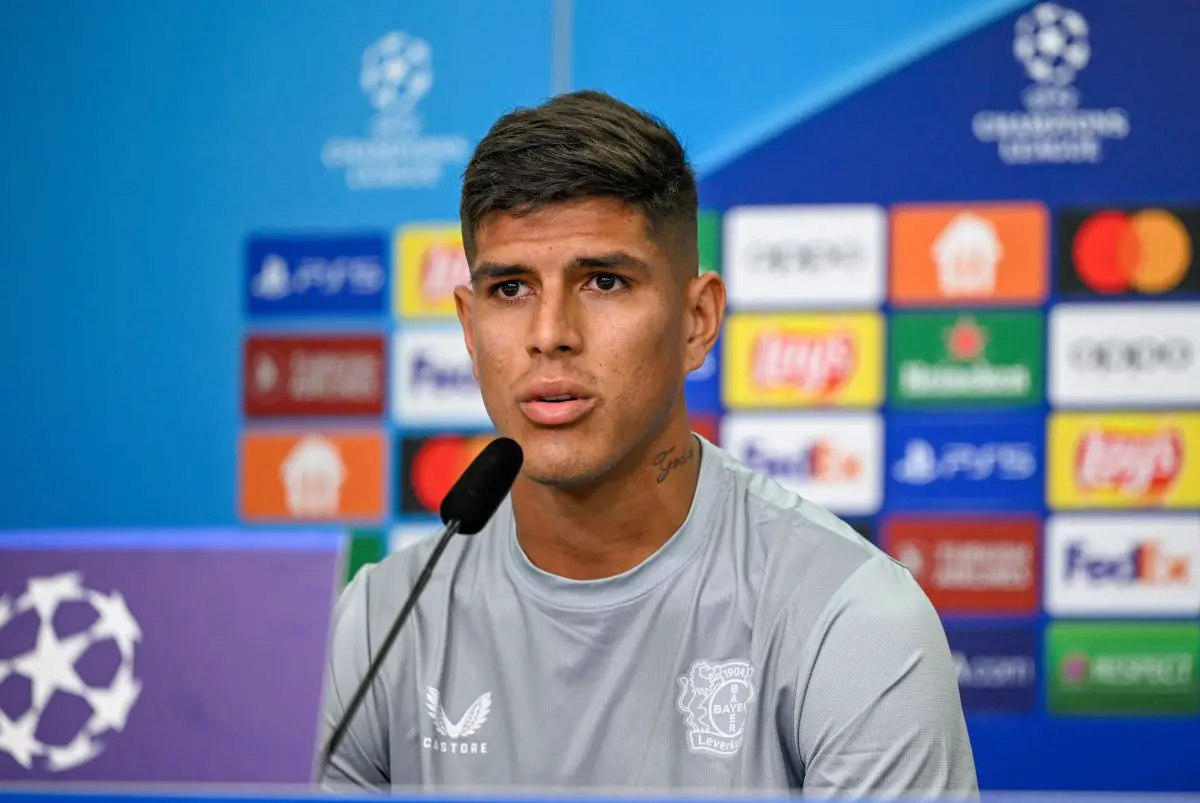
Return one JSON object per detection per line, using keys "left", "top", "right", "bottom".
{"left": 439, "top": 437, "right": 524, "bottom": 535}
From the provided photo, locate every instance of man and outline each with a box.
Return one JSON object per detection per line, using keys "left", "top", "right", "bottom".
{"left": 319, "top": 90, "right": 978, "bottom": 797}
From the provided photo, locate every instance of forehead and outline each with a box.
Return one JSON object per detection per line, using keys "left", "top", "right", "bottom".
{"left": 472, "top": 197, "right": 666, "bottom": 268}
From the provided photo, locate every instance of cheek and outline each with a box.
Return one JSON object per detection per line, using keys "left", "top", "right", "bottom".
{"left": 596, "top": 311, "right": 680, "bottom": 405}
{"left": 471, "top": 328, "right": 513, "bottom": 392}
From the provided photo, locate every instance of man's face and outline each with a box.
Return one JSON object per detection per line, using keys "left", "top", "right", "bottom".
{"left": 455, "top": 197, "right": 708, "bottom": 487}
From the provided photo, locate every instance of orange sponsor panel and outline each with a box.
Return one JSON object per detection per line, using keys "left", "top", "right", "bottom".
{"left": 240, "top": 430, "right": 386, "bottom": 521}
{"left": 889, "top": 202, "right": 1049, "bottom": 306}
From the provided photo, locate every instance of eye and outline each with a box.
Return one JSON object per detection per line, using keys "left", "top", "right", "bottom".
{"left": 491, "top": 280, "right": 528, "bottom": 300}
{"left": 589, "top": 273, "right": 626, "bottom": 292}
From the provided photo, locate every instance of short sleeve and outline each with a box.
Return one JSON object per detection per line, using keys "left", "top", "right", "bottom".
{"left": 315, "top": 564, "right": 390, "bottom": 791}
{"left": 795, "top": 555, "right": 979, "bottom": 800}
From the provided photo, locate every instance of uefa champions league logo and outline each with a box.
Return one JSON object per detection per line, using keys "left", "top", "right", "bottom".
{"left": 0, "top": 572, "right": 142, "bottom": 772}
{"left": 322, "top": 30, "right": 470, "bottom": 190}
{"left": 972, "top": 2, "right": 1129, "bottom": 165}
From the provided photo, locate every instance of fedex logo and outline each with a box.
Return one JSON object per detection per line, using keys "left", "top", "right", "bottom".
{"left": 1064, "top": 542, "right": 1191, "bottom": 586}
{"left": 1047, "top": 515, "right": 1200, "bottom": 616}
{"left": 411, "top": 352, "right": 477, "bottom": 392}
{"left": 721, "top": 413, "right": 882, "bottom": 516}
{"left": 742, "top": 439, "right": 862, "bottom": 483}
{"left": 392, "top": 328, "right": 490, "bottom": 427}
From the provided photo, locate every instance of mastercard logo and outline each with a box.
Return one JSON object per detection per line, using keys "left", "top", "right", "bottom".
{"left": 401, "top": 433, "right": 496, "bottom": 514}
{"left": 1071, "top": 209, "right": 1193, "bottom": 294}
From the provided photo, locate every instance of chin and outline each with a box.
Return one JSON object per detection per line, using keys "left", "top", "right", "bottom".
{"left": 520, "top": 440, "right": 615, "bottom": 489}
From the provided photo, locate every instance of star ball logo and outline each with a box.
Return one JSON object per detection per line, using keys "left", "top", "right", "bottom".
{"left": 321, "top": 31, "right": 470, "bottom": 190}
{"left": 0, "top": 572, "right": 142, "bottom": 772}
{"left": 972, "top": 2, "right": 1131, "bottom": 165}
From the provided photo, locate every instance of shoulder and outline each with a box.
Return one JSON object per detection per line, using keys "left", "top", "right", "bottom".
{"left": 701, "top": 436, "right": 925, "bottom": 632}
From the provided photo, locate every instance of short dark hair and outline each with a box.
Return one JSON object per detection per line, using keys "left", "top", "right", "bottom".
{"left": 459, "top": 89, "right": 698, "bottom": 268}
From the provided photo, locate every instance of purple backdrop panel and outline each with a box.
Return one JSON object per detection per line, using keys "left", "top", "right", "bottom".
{"left": 0, "top": 530, "right": 345, "bottom": 785}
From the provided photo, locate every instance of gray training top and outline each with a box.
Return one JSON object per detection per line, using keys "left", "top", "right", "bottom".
{"left": 318, "top": 434, "right": 979, "bottom": 798}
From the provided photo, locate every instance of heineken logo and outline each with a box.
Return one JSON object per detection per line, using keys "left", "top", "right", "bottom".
{"left": 946, "top": 318, "right": 988, "bottom": 361}
{"left": 890, "top": 312, "right": 1043, "bottom": 407}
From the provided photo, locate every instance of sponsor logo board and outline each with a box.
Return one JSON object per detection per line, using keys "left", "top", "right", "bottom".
{"left": 889, "top": 203, "right": 1048, "bottom": 306}
{"left": 395, "top": 226, "right": 470, "bottom": 319}
{"left": 944, "top": 625, "right": 1038, "bottom": 712}
{"left": 1047, "top": 413, "right": 1200, "bottom": 509}
{"left": 722, "top": 313, "right": 883, "bottom": 408}
{"left": 720, "top": 414, "right": 882, "bottom": 516}
{"left": 698, "top": 211, "right": 721, "bottom": 275}
{"left": 391, "top": 327, "right": 489, "bottom": 427}
{"left": 1047, "top": 622, "right": 1200, "bottom": 715}
{"left": 882, "top": 515, "right": 1040, "bottom": 615}
{"left": 245, "top": 234, "right": 387, "bottom": 317}
{"left": 1057, "top": 208, "right": 1200, "bottom": 298}
{"left": 1046, "top": 514, "right": 1200, "bottom": 616}
{"left": 889, "top": 312, "right": 1043, "bottom": 407}
{"left": 886, "top": 412, "right": 1044, "bottom": 511}
{"left": 240, "top": 430, "right": 386, "bottom": 521}
{"left": 723, "top": 205, "right": 886, "bottom": 308}
{"left": 397, "top": 432, "right": 497, "bottom": 517}
{"left": 243, "top": 335, "right": 385, "bottom": 418}
{"left": 1049, "top": 303, "right": 1200, "bottom": 407}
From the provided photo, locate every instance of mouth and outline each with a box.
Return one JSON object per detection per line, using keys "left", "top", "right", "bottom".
{"left": 519, "top": 385, "right": 596, "bottom": 426}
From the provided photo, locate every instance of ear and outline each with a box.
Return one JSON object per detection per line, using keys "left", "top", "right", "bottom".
{"left": 453, "top": 284, "right": 479, "bottom": 381}
{"left": 683, "top": 272, "right": 725, "bottom": 374}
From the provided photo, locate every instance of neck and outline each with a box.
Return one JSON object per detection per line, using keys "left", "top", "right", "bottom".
{"left": 510, "top": 411, "right": 702, "bottom": 581}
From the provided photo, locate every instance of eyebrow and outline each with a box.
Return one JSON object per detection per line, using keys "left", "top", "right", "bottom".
{"left": 470, "top": 250, "right": 652, "bottom": 282}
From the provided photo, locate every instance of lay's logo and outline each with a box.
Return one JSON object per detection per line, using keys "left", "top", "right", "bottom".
{"left": 724, "top": 314, "right": 883, "bottom": 408}
{"left": 1075, "top": 428, "right": 1183, "bottom": 498}
{"left": 751, "top": 330, "right": 856, "bottom": 395}
{"left": 1049, "top": 413, "right": 1200, "bottom": 509}
{"left": 395, "top": 225, "right": 470, "bottom": 319}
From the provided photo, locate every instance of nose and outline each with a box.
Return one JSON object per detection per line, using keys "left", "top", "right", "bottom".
{"left": 527, "top": 280, "right": 583, "bottom": 356}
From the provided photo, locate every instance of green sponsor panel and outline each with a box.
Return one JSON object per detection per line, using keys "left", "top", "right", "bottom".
{"left": 344, "top": 529, "right": 386, "bottom": 587}
{"left": 1047, "top": 622, "right": 1200, "bottom": 716}
{"left": 889, "top": 311, "right": 1043, "bottom": 407}
{"left": 698, "top": 210, "right": 720, "bottom": 275}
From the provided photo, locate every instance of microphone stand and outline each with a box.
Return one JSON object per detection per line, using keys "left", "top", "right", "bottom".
{"left": 321, "top": 518, "right": 462, "bottom": 771}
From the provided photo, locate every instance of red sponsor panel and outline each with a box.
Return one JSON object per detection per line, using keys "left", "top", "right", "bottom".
{"left": 882, "top": 515, "right": 1041, "bottom": 615}
{"left": 243, "top": 334, "right": 386, "bottom": 417}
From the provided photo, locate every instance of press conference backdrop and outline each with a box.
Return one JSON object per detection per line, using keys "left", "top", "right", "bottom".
{"left": 2, "top": 0, "right": 1199, "bottom": 793}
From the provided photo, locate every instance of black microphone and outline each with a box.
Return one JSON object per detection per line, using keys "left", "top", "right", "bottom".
{"left": 319, "top": 436, "right": 524, "bottom": 777}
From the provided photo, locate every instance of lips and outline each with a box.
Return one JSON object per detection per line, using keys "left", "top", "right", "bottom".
{"left": 519, "top": 382, "right": 595, "bottom": 426}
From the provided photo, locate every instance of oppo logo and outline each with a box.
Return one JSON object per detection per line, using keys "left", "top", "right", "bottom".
{"left": 750, "top": 240, "right": 863, "bottom": 273}
{"left": 1069, "top": 337, "right": 1194, "bottom": 373}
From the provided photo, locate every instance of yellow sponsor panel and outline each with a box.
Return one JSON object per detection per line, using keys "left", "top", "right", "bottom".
{"left": 1047, "top": 412, "right": 1200, "bottom": 509}
{"left": 395, "top": 225, "right": 470, "bottom": 319}
{"left": 722, "top": 313, "right": 884, "bottom": 408}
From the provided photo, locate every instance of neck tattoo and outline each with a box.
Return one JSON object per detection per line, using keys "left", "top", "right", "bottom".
{"left": 652, "top": 444, "right": 696, "bottom": 484}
